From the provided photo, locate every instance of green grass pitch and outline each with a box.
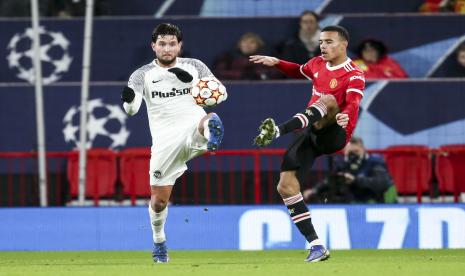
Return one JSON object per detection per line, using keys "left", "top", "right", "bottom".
{"left": 1, "top": 250, "right": 464, "bottom": 276}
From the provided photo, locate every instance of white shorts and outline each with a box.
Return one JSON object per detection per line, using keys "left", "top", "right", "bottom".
{"left": 149, "top": 121, "right": 208, "bottom": 186}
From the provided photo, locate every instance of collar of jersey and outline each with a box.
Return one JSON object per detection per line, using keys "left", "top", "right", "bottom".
{"left": 152, "top": 58, "right": 178, "bottom": 69}
{"left": 326, "top": 57, "right": 351, "bottom": 71}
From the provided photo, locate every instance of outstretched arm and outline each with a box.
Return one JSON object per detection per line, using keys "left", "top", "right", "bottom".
{"left": 249, "top": 55, "right": 280, "bottom": 66}
{"left": 249, "top": 55, "right": 306, "bottom": 79}
{"left": 276, "top": 60, "right": 307, "bottom": 79}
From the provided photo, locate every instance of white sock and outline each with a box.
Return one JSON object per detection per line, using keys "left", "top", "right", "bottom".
{"left": 203, "top": 119, "right": 210, "bottom": 140}
{"left": 309, "top": 238, "right": 323, "bottom": 247}
{"left": 148, "top": 205, "right": 168, "bottom": 243}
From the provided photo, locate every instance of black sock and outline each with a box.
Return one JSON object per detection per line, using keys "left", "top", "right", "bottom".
{"left": 278, "top": 105, "right": 325, "bottom": 136}
{"left": 283, "top": 193, "right": 319, "bottom": 243}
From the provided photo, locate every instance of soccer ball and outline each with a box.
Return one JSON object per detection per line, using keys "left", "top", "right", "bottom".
{"left": 191, "top": 78, "right": 227, "bottom": 107}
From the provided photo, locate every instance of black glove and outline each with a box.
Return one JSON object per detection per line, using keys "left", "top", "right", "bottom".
{"left": 121, "top": 86, "right": 135, "bottom": 103}
{"left": 168, "top": 67, "right": 193, "bottom": 83}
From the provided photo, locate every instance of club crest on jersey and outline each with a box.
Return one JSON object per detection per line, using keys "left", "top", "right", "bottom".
{"left": 329, "top": 78, "right": 338, "bottom": 89}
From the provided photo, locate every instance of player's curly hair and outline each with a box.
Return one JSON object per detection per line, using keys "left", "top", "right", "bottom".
{"left": 152, "top": 23, "right": 183, "bottom": 43}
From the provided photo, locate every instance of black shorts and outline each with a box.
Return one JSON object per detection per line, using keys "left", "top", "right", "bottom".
{"left": 281, "top": 123, "right": 347, "bottom": 172}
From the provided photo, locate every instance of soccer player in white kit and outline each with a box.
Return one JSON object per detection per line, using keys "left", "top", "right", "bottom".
{"left": 121, "top": 23, "right": 224, "bottom": 263}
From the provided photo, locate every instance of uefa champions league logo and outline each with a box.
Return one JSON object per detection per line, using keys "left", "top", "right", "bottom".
{"left": 6, "top": 26, "right": 72, "bottom": 84}
{"left": 63, "top": 98, "right": 130, "bottom": 149}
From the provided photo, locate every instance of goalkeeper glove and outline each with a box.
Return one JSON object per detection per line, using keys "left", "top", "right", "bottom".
{"left": 121, "top": 86, "right": 135, "bottom": 103}
{"left": 168, "top": 67, "right": 193, "bottom": 83}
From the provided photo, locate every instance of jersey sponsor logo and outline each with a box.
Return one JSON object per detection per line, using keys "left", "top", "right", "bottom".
{"left": 314, "top": 72, "right": 318, "bottom": 78}
{"left": 151, "top": 87, "right": 191, "bottom": 98}
{"left": 329, "top": 78, "right": 338, "bottom": 89}
{"left": 152, "top": 79, "right": 162, "bottom": 83}
{"left": 349, "top": 75, "right": 365, "bottom": 82}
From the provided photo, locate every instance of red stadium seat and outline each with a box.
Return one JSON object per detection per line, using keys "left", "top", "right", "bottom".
{"left": 435, "top": 144, "right": 465, "bottom": 202}
{"left": 384, "top": 145, "right": 432, "bottom": 202}
{"left": 67, "top": 149, "right": 117, "bottom": 201}
{"left": 119, "top": 148, "right": 151, "bottom": 199}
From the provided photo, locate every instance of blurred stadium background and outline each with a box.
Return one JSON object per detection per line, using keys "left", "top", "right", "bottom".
{"left": 1, "top": 0, "right": 465, "bottom": 272}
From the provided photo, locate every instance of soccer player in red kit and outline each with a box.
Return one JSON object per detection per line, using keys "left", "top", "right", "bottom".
{"left": 249, "top": 25, "right": 365, "bottom": 262}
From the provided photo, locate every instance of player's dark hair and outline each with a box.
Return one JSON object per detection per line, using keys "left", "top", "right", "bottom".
{"left": 321, "top": 25, "right": 349, "bottom": 42}
{"left": 152, "top": 23, "right": 182, "bottom": 43}
{"left": 356, "top": 39, "right": 388, "bottom": 58}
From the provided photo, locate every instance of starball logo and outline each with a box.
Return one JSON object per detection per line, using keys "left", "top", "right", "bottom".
{"left": 6, "top": 26, "right": 72, "bottom": 84}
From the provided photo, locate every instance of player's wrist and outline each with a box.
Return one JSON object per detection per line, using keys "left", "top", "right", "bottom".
{"left": 121, "top": 86, "right": 135, "bottom": 103}
{"left": 168, "top": 67, "right": 193, "bottom": 83}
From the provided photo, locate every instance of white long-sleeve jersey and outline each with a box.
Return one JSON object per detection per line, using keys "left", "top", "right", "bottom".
{"left": 123, "top": 58, "right": 215, "bottom": 147}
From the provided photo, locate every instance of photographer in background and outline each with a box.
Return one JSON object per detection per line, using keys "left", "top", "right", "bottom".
{"left": 304, "top": 137, "right": 397, "bottom": 204}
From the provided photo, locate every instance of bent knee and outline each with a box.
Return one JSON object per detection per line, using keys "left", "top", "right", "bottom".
{"left": 319, "top": 94, "right": 339, "bottom": 114}
{"left": 320, "top": 94, "right": 337, "bottom": 107}
{"left": 277, "top": 172, "right": 297, "bottom": 196}
{"left": 151, "top": 197, "right": 168, "bottom": 212}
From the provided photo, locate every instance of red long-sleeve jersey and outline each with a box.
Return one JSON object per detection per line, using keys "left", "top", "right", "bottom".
{"left": 276, "top": 56, "right": 365, "bottom": 144}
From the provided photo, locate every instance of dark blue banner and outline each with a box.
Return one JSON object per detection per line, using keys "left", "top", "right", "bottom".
{"left": 1, "top": 16, "right": 464, "bottom": 83}
{"left": 0, "top": 82, "right": 308, "bottom": 151}
{"left": 1, "top": 80, "right": 464, "bottom": 152}
{"left": 0, "top": 18, "right": 297, "bottom": 83}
